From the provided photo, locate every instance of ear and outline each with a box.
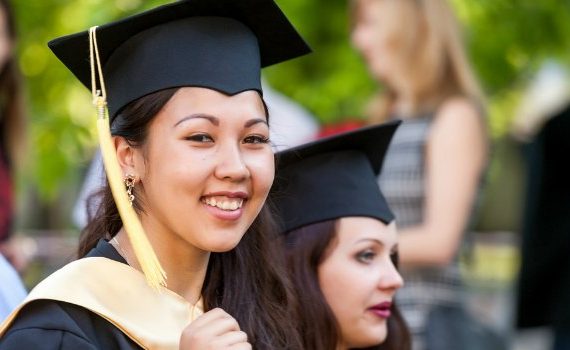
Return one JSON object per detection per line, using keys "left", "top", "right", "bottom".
{"left": 114, "top": 136, "right": 139, "bottom": 177}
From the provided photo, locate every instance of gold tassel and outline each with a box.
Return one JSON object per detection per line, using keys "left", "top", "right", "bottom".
{"left": 89, "top": 27, "right": 166, "bottom": 289}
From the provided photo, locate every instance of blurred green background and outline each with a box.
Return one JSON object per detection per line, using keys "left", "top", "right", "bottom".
{"left": 12, "top": 0, "right": 570, "bottom": 231}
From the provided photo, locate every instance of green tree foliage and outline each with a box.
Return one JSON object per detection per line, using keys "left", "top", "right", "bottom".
{"left": 13, "top": 0, "right": 165, "bottom": 204}
{"left": 11, "top": 0, "right": 570, "bottom": 221}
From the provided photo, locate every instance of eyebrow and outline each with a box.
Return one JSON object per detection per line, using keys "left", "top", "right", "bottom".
{"left": 174, "top": 114, "right": 268, "bottom": 128}
{"left": 244, "top": 118, "right": 268, "bottom": 128}
{"left": 355, "top": 238, "right": 385, "bottom": 246}
{"left": 174, "top": 114, "right": 219, "bottom": 127}
{"left": 355, "top": 238, "right": 399, "bottom": 253}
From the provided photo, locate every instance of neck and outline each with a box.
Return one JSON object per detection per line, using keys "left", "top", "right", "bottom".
{"left": 113, "top": 227, "right": 209, "bottom": 305}
{"left": 393, "top": 91, "right": 416, "bottom": 117}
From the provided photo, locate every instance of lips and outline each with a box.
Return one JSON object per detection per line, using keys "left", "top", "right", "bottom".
{"left": 368, "top": 301, "right": 392, "bottom": 319}
{"left": 201, "top": 191, "right": 249, "bottom": 221}
{"left": 202, "top": 196, "right": 244, "bottom": 211}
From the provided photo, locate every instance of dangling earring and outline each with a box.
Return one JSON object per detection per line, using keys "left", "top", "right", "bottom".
{"left": 124, "top": 174, "right": 136, "bottom": 206}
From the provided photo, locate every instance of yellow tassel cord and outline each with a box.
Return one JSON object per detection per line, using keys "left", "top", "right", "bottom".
{"left": 89, "top": 27, "right": 166, "bottom": 289}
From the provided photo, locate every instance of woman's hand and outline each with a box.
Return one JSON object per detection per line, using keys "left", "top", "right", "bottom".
{"left": 179, "top": 308, "right": 251, "bottom": 349}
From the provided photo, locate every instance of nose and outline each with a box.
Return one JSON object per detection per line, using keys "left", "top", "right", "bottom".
{"left": 214, "top": 142, "right": 250, "bottom": 182}
{"left": 351, "top": 24, "right": 368, "bottom": 53}
{"left": 379, "top": 259, "right": 404, "bottom": 291}
{"left": 350, "top": 27, "right": 362, "bottom": 50}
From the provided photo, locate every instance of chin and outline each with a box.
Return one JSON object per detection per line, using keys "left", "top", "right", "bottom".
{"left": 366, "top": 329, "right": 388, "bottom": 347}
{"left": 348, "top": 328, "right": 388, "bottom": 348}
{"left": 209, "top": 244, "right": 240, "bottom": 253}
{"left": 205, "top": 237, "right": 243, "bottom": 253}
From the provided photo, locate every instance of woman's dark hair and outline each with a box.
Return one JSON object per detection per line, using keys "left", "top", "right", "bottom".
{"left": 284, "top": 219, "right": 411, "bottom": 350}
{"left": 0, "top": 0, "right": 25, "bottom": 167}
{"left": 80, "top": 88, "right": 303, "bottom": 349}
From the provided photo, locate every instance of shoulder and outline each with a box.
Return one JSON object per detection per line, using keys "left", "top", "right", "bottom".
{"left": 434, "top": 97, "right": 483, "bottom": 127}
{"left": 429, "top": 96, "right": 487, "bottom": 146}
{"left": 1, "top": 299, "right": 141, "bottom": 350}
{"left": 0, "top": 300, "right": 96, "bottom": 349}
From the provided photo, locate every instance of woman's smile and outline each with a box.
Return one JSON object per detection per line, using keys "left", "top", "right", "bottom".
{"left": 201, "top": 191, "right": 249, "bottom": 221}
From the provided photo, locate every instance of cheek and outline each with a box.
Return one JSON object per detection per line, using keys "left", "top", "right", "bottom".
{"left": 319, "top": 256, "right": 380, "bottom": 313}
{"left": 246, "top": 151, "right": 274, "bottom": 193}
{"left": 319, "top": 257, "right": 362, "bottom": 312}
{"left": 143, "top": 143, "right": 211, "bottom": 189}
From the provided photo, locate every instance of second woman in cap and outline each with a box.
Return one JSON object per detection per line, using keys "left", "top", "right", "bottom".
{"left": 272, "top": 122, "right": 411, "bottom": 350}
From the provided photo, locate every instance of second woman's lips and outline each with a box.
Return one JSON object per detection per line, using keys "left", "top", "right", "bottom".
{"left": 368, "top": 301, "right": 392, "bottom": 319}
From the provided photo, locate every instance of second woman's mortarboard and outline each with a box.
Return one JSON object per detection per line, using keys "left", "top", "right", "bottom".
{"left": 272, "top": 121, "right": 401, "bottom": 234}
{"left": 47, "top": 0, "right": 310, "bottom": 289}
{"left": 48, "top": 0, "right": 311, "bottom": 118}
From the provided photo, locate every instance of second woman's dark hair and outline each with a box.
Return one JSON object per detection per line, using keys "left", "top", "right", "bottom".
{"left": 80, "top": 88, "right": 303, "bottom": 349}
{"left": 284, "top": 219, "right": 411, "bottom": 350}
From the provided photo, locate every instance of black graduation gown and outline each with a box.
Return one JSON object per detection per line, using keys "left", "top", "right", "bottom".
{"left": 0, "top": 240, "right": 142, "bottom": 349}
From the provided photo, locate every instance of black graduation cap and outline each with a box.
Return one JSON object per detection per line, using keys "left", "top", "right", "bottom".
{"left": 272, "top": 121, "right": 401, "bottom": 234}
{"left": 48, "top": 0, "right": 311, "bottom": 118}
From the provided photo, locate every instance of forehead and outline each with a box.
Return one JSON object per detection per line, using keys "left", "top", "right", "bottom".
{"left": 356, "top": 0, "right": 412, "bottom": 25}
{"left": 336, "top": 217, "right": 397, "bottom": 245}
{"left": 158, "top": 87, "right": 266, "bottom": 121}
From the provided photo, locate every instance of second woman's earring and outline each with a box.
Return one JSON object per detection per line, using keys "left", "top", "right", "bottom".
{"left": 124, "top": 174, "right": 136, "bottom": 206}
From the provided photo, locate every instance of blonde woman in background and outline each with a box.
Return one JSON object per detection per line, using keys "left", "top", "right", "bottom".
{"left": 350, "top": 0, "right": 488, "bottom": 349}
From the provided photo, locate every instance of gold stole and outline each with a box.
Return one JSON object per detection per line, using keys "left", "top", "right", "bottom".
{"left": 0, "top": 257, "right": 203, "bottom": 350}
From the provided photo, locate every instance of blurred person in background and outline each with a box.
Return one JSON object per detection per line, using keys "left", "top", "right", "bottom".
{"left": 0, "top": 0, "right": 25, "bottom": 261}
{"left": 514, "top": 62, "right": 570, "bottom": 350}
{"left": 262, "top": 79, "right": 319, "bottom": 151}
{"left": 274, "top": 123, "right": 411, "bottom": 350}
{"left": 0, "top": 0, "right": 27, "bottom": 320}
{"left": 350, "top": 0, "right": 488, "bottom": 349}
{"left": 0, "top": 254, "right": 25, "bottom": 321}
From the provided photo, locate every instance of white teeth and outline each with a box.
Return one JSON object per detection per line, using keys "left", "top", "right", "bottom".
{"left": 203, "top": 197, "right": 243, "bottom": 211}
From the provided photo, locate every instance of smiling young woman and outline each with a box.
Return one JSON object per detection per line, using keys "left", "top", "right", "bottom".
{"left": 0, "top": 0, "right": 310, "bottom": 349}
{"left": 272, "top": 123, "right": 411, "bottom": 350}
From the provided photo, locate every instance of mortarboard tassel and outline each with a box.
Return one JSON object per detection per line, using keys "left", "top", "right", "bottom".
{"left": 89, "top": 26, "right": 167, "bottom": 290}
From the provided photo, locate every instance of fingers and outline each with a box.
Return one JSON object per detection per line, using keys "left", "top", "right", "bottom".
{"left": 187, "top": 308, "right": 240, "bottom": 335}
{"left": 229, "top": 342, "right": 252, "bottom": 350}
{"left": 179, "top": 308, "right": 251, "bottom": 350}
{"left": 210, "top": 330, "right": 248, "bottom": 347}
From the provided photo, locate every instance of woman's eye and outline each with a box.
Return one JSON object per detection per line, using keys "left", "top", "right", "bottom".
{"left": 243, "top": 135, "right": 270, "bottom": 144}
{"left": 186, "top": 134, "right": 214, "bottom": 143}
{"left": 356, "top": 250, "right": 376, "bottom": 264}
